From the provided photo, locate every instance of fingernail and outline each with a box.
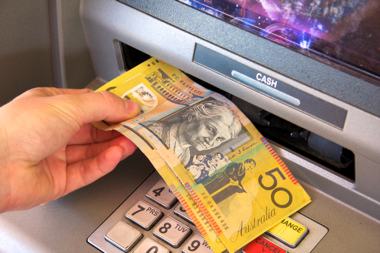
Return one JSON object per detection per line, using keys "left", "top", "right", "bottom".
{"left": 124, "top": 100, "right": 140, "bottom": 116}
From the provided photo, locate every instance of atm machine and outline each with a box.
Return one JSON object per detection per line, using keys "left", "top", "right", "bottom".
{"left": 0, "top": 0, "right": 379, "bottom": 252}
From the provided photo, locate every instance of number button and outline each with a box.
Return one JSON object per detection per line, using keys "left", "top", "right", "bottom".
{"left": 133, "top": 238, "right": 170, "bottom": 253}
{"left": 153, "top": 217, "right": 192, "bottom": 248}
{"left": 105, "top": 221, "right": 142, "bottom": 252}
{"left": 146, "top": 180, "right": 177, "bottom": 209}
{"left": 126, "top": 201, "right": 163, "bottom": 230}
{"left": 174, "top": 204, "right": 192, "bottom": 223}
{"left": 182, "top": 233, "right": 212, "bottom": 253}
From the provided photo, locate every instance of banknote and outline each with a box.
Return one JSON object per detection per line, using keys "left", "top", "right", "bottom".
{"left": 95, "top": 58, "right": 311, "bottom": 252}
{"left": 95, "top": 60, "right": 227, "bottom": 252}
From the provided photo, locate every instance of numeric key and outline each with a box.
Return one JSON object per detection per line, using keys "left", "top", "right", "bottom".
{"left": 146, "top": 180, "right": 177, "bottom": 209}
{"left": 126, "top": 201, "right": 163, "bottom": 230}
{"left": 153, "top": 216, "right": 191, "bottom": 248}
{"left": 133, "top": 238, "right": 170, "bottom": 253}
{"left": 182, "top": 233, "right": 212, "bottom": 253}
{"left": 174, "top": 204, "right": 192, "bottom": 224}
{"left": 105, "top": 221, "right": 142, "bottom": 252}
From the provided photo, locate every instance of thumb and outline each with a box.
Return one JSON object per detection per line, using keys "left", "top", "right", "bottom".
{"left": 57, "top": 91, "right": 140, "bottom": 125}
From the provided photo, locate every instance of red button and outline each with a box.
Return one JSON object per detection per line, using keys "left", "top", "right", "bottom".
{"left": 244, "top": 236, "right": 287, "bottom": 253}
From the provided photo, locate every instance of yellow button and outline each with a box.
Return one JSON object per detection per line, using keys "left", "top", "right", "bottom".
{"left": 267, "top": 217, "right": 308, "bottom": 248}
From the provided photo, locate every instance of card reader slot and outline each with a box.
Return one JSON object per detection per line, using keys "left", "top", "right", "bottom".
{"left": 121, "top": 42, "right": 151, "bottom": 70}
{"left": 119, "top": 42, "right": 355, "bottom": 182}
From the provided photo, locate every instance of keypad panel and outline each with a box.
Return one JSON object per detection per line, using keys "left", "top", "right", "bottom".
{"left": 88, "top": 173, "right": 324, "bottom": 253}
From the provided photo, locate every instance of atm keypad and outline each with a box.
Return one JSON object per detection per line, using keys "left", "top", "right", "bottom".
{"left": 88, "top": 173, "right": 327, "bottom": 253}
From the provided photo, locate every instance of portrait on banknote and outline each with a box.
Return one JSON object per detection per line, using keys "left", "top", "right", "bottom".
{"left": 121, "top": 83, "right": 158, "bottom": 113}
{"left": 143, "top": 97, "right": 244, "bottom": 163}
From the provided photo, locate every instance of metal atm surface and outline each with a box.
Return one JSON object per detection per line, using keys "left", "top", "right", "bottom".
{"left": 82, "top": 0, "right": 380, "bottom": 216}
{"left": 81, "top": 0, "right": 380, "bottom": 251}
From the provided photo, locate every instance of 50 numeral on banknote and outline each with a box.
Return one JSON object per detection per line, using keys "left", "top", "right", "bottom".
{"left": 258, "top": 168, "right": 293, "bottom": 208}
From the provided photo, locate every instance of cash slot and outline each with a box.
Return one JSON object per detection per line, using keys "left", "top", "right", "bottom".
{"left": 120, "top": 42, "right": 355, "bottom": 182}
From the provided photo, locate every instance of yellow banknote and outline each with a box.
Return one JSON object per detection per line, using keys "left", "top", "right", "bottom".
{"left": 95, "top": 60, "right": 227, "bottom": 252}
{"left": 96, "top": 58, "right": 311, "bottom": 252}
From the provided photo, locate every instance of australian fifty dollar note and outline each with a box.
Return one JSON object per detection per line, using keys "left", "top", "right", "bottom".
{"left": 95, "top": 58, "right": 311, "bottom": 252}
{"left": 94, "top": 60, "right": 227, "bottom": 252}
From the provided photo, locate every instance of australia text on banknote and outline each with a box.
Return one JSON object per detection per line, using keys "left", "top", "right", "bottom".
{"left": 95, "top": 58, "right": 311, "bottom": 252}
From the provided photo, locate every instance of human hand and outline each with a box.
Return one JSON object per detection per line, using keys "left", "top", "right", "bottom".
{"left": 0, "top": 87, "right": 140, "bottom": 212}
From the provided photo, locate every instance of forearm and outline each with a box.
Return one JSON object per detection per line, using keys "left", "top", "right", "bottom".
{"left": 0, "top": 119, "right": 11, "bottom": 212}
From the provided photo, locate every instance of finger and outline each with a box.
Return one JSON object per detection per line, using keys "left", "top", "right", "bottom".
{"left": 64, "top": 145, "right": 126, "bottom": 194}
{"left": 66, "top": 136, "right": 136, "bottom": 164}
{"left": 69, "top": 125, "right": 122, "bottom": 145}
{"left": 16, "top": 87, "right": 92, "bottom": 100}
{"left": 53, "top": 91, "right": 140, "bottom": 125}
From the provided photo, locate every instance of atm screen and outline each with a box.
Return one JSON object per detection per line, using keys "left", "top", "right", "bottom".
{"left": 178, "top": 0, "right": 380, "bottom": 78}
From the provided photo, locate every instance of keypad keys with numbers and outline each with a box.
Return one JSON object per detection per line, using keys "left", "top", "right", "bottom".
{"left": 133, "top": 238, "right": 170, "bottom": 253}
{"left": 105, "top": 221, "right": 143, "bottom": 252}
{"left": 182, "top": 233, "right": 212, "bottom": 253}
{"left": 126, "top": 201, "right": 163, "bottom": 230}
{"left": 146, "top": 180, "right": 177, "bottom": 209}
{"left": 174, "top": 204, "right": 192, "bottom": 224}
{"left": 153, "top": 216, "right": 192, "bottom": 248}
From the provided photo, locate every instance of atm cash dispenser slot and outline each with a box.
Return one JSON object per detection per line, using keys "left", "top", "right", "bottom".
{"left": 119, "top": 42, "right": 355, "bottom": 182}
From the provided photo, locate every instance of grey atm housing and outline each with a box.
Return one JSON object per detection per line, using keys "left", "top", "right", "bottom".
{"left": 81, "top": 0, "right": 380, "bottom": 220}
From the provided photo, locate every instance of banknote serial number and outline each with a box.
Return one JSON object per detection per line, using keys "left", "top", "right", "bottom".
{"left": 258, "top": 168, "right": 293, "bottom": 208}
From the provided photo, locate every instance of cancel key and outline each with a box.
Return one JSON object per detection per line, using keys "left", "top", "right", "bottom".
{"left": 267, "top": 217, "right": 309, "bottom": 248}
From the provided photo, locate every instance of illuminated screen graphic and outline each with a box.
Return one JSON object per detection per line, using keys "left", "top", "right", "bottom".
{"left": 178, "top": 0, "right": 380, "bottom": 78}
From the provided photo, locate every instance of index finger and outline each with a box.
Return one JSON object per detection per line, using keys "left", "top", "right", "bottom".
{"left": 56, "top": 91, "right": 141, "bottom": 124}
{"left": 16, "top": 87, "right": 92, "bottom": 100}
